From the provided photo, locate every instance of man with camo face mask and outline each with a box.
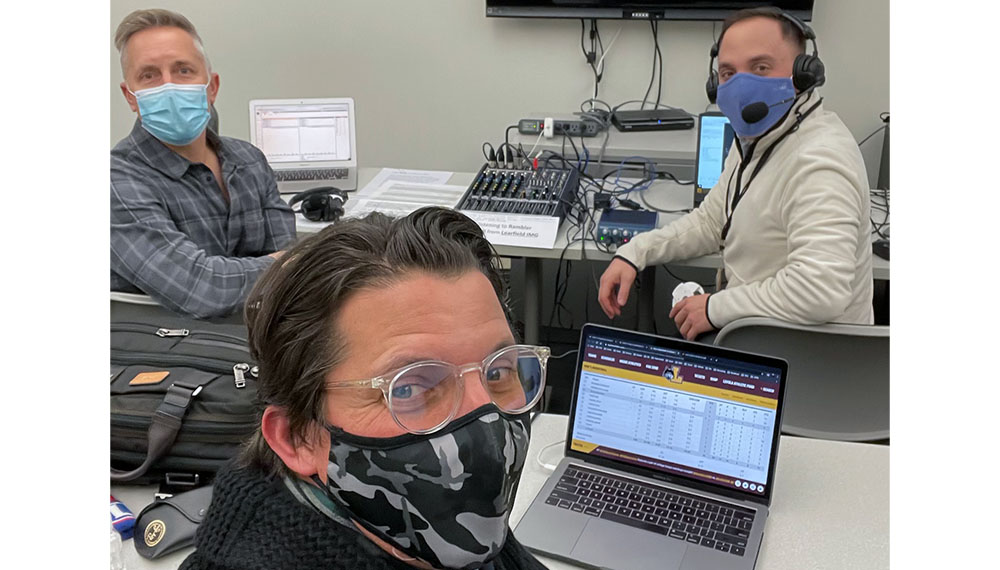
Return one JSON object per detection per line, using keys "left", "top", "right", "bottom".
{"left": 309, "top": 408, "right": 532, "bottom": 569}
{"left": 182, "top": 208, "right": 550, "bottom": 570}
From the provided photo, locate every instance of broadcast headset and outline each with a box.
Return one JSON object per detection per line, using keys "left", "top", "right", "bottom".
{"left": 288, "top": 187, "right": 348, "bottom": 223}
{"left": 705, "top": 9, "right": 825, "bottom": 104}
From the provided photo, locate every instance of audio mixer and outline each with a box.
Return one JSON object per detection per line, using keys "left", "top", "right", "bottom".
{"left": 456, "top": 163, "right": 579, "bottom": 220}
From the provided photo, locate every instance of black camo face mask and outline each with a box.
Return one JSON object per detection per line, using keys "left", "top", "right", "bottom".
{"left": 315, "top": 406, "right": 530, "bottom": 570}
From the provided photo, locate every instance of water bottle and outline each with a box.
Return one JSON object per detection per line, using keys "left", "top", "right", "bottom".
{"left": 110, "top": 525, "right": 126, "bottom": 570}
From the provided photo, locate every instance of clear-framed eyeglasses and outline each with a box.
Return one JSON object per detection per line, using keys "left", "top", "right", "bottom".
{"left": 326, "top": 344, "right": 551, "bottom": 434}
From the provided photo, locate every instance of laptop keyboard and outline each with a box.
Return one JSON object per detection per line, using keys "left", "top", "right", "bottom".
{"left": 545, "top": 464, "right": 755, "bottom": 557}
{"left": 274, "top": 168, "right": 349, "bottom": 182}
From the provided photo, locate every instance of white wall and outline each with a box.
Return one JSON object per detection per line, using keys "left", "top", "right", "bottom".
{"left": 110, "top": 0, "right": 889, "bottom": 186}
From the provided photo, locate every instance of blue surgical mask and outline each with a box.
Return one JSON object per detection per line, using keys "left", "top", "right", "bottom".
{"left": 716, "top": 73, "right": 796, "bottom": 139}
{"left": 129, "top": 82, "right": 211, "bottom": 146}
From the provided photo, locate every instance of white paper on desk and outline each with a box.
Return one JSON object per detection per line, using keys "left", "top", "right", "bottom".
{"left": 294, "top": 217, "right": 332, "bottom": 233}
{"left": 358, "top": 168, "right": 454, "bottom": 195}
{"left": 345, "top": 181, "right": 467, "bottom": 218}
{"left": 462, "top": 211, "right": 561, "bottom": 249}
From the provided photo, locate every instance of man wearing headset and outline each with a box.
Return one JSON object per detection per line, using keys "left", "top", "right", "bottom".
{"left": 111, "top": 9, "right": 295, "bottom": 319}
{"left": 598, "top": 7, "right": 873, "bottom": 340}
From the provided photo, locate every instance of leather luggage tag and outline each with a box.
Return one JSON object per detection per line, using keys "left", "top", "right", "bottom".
{"left": 130, "top": 371, "right": 170, "bottom": 386}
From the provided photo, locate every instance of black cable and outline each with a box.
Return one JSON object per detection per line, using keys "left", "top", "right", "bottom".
{"left": 869, "top": 189, "right": 889, "bottom": 235}
{"left": 505, "top": 124, "right": 518, "bottom": 150}
{"left": 545, "top": 150, "right": 610, "bottom": 331}
{"left": 641, "top": 20, "right": 658, "bottom": 110}
{"left": 655, "top": 169, "right": 694, "bottom": 186}
{"left": 580, "top": 98, "right": 612, "bottom": 114}
{"left": 595, "top": 19, "right": 604, "bottom": 57}
{"left": 496, "top": 142, "right": 515, "bottom": 166}
{"left": 563, "top": 134, "right": 581, "bottom": 167}
{"left": 580, "top": 19, "right": 606, "bottom": 101}
{"left": 536, "top": 145, "right": 701, "bottom": 332}
{"left": 611, "top": 99, "right": 680, "bottom": 113}
{"left": 637, "top": 190, "right": 692, "bottom": 214}
{"left": 870, "top": 188, "right": 890, "bottom": 239}
{"left": 704, "top": 22, "right": 719, "bottom": 114}
{"left": 871, "top": 217, "right": 889, "bottom": 239}
{"left": 594, "top": 20, "right": 605, "bottom": 100}
{"left": 857, "top": 124, "right": 888, "bottom": 148}
{"left": 653, "top": 20, "right": 663, "bottom": 108}
{"left": 549, "top": 237, "right": 581, "bottom": 329}
{"left": 482, "top": 142, "right": 494, "bottom": 162}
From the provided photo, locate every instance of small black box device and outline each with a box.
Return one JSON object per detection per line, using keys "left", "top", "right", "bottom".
{"left": 596, "top": 209, "right": 658, "bottom": 246}
{"left": 611, "top": 108, "right": 694, "bottom": 132}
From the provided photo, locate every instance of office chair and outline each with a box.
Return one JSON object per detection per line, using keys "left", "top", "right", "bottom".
{"left": 713, "top": 317, "right": 889, "bottom": 442}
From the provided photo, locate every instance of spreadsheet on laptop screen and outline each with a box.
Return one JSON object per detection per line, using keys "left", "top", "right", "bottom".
{"left": 252, "top": 102, "right": 353, "bottom": 163}
{"left": 570, "top": 334, "right": 782, "bottom": 496}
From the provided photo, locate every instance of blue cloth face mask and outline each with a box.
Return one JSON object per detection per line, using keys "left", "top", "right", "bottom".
{"left": 716, "top": 73, "right": 796, "bottom": 138}
{"left": 129, "top": 82, "right": 211, "bottom": 146}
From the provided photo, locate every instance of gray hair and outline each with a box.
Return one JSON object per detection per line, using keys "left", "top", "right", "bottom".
{"left": 239, "top": 207, "right": 511, "bottom": 477}
{"left": 114, "top": 8, "right": 212, "bottom": 78}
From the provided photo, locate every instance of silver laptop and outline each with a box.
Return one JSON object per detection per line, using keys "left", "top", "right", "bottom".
{"left": 515, "top": 324, "right": 787, "bottom": 570}
{"left": 248, "top": 97, "right": 358, "bottom": 193}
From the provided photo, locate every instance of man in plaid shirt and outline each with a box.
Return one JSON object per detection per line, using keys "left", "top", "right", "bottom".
{"left": 111, "top": 9, "right": 295, "bottom": 319}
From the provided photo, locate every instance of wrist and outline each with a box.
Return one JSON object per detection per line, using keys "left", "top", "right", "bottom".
{"left": 613, "top": 255, "right": 639, "bottom": 274}
{"left": 705, "top": 293, "right": 719, "bottom": 330}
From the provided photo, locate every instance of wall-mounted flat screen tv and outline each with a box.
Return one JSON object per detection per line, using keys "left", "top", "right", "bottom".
{"left": 485, "top": 1, "right": 814, "bottom": 21}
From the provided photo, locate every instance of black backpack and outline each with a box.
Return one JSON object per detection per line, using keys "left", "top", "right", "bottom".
{"left": 110, "top": 318, "right": 259, "bottom": 486}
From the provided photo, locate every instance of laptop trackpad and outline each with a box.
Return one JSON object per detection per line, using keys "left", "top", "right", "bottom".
{"left": 570, "top": 518, "right": 686, "bottom": 570}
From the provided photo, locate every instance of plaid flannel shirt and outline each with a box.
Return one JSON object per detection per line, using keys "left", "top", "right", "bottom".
{"left": 111, "top": 120, "right": 296, "bottom": 318}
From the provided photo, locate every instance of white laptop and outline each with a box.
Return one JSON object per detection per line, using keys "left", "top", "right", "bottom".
{"left": 248, "top": 97, "right": 358, "bottom": 193}
{"left": 515, "top": 323, "right": 787, "bottom": 570}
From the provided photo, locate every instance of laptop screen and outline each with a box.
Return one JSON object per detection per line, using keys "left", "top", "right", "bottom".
{"left": 568, "top": 326, "right": 784, "bottom": 499}
{"left": 249, "top": 99, "right": 355, "bottom": 165}
{"left": 693, "top": 112, "right": 734, "bottom": 206}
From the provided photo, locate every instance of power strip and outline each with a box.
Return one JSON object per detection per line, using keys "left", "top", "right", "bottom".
{"left": 518, "top": 118, "right": 603, "bottom": 138}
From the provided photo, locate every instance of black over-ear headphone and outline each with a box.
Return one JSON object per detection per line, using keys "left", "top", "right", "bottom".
{"left": 706, "top": 11, "right": 826, "bottom": 104}
{"left": 288, "top": 186, "right": 348, "bottom": 223}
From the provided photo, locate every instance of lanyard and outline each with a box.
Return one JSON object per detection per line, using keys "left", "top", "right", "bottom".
{"left": 720, "top": 97, "right": 824, "bottom": 244}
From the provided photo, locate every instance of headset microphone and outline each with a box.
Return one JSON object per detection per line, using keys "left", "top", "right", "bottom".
{"left": 741, "top": 96, "right": 796, "bottom": 124}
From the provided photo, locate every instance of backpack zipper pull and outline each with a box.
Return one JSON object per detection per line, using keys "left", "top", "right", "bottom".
{"left": 156, "top": 328, "right": 190, "bottom": 337}
{"left": 233, "top": 363, "right": 251, "bottom": 388}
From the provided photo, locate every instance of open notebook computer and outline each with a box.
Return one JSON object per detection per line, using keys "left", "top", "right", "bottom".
{"left": 515, "top": 324, "right": 787, "bottom": 570}
{"left": 693, "top": 112, "right": 735, "bottom": 207}
{"left": 248, "top": 97, "right": 358, "bottom": 192}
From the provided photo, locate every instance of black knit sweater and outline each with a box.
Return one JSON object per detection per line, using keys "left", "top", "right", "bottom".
{"left": 180, "top": 463, "right": 548, "bottom": 570}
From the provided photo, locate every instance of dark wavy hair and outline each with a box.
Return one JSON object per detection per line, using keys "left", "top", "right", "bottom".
{"left": 239, "top": 207, "right": 508, "bottom": 476}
